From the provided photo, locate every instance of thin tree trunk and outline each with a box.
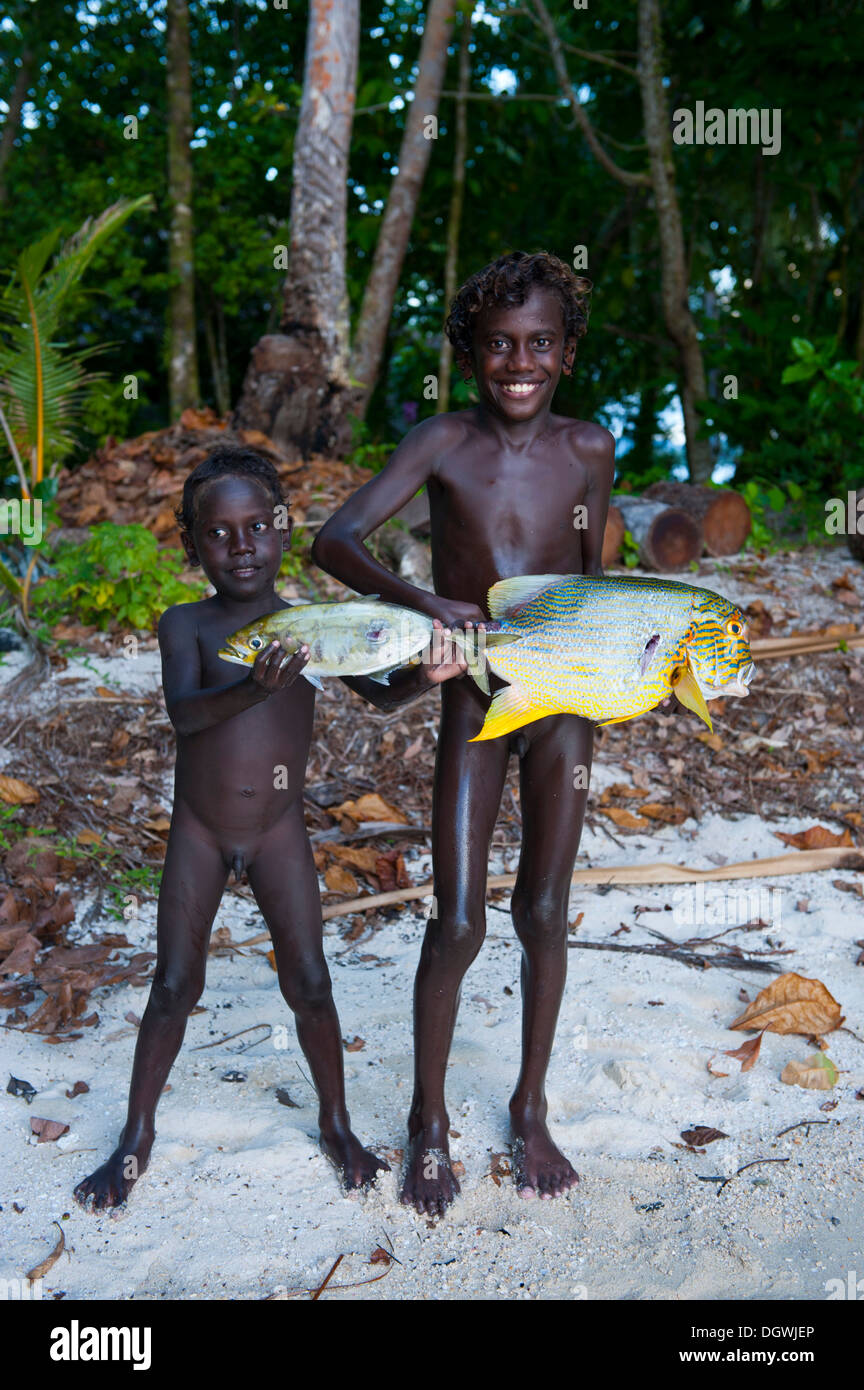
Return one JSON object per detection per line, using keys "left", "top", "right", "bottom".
{"left": 0, "top": 49, "right": 32, "bottom": 207}
{"left": 350, "top": 0, "right": 458, "bottom": 417}
{"left": 233, "top": 0, "right": 360, "bottom": 458}
{"left": 637, "top": 0, "right": 713, "bottom": 482}
{"left": 205, "top": 304, "right": 230, "bottom": 415}
{"left": 166, "top": 0, "right": 199, "bottom": 416}
{"left": 436, "top": 3, "right": 471, "bottom": 414}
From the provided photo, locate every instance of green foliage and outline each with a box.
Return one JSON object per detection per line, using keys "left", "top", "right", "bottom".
{"left": 32, "top": 523, "right": 198, "bottom": 632}
{"left": 0, "top": 197, "right": 154, "bottom": 487}
{"left": 620, "top": 529, "right": 640, "bottom": 568}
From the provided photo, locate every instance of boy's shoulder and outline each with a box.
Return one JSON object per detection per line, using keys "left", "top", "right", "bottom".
{"left": 559, "top": 416, "right": 615, "bottom": 456}
{"left": 158, "top": 598, "right": 209, "bottom": 640}
{"left": 401, "top": 409, "right": 474, "bottom": 454}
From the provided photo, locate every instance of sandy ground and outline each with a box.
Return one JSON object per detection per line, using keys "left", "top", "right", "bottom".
{"left": 1, "top": 547, "right": 863, "bottom": 1301}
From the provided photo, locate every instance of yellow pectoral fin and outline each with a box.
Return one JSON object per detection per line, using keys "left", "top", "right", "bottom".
{"left": 671, "top": 661, "right": 713, "bottom": 731}
{"left": 468, "top": 684, "right": 554, "bottom": 742}
{"left": 597, "top": 713, "right": 637, "bottom": 727}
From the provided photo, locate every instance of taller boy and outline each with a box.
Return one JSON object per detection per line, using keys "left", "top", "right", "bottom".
{"left": 314, "top": 252, "right": 614, "bottom": 1215}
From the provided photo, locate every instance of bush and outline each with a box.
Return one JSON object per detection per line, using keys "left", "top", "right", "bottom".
{"left": 32, "top": 522, "right": 199, "bottom": 632}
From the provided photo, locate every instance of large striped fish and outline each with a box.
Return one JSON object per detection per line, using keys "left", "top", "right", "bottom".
{"left": 470, "top": 572, "right": 755, "bottom": 742}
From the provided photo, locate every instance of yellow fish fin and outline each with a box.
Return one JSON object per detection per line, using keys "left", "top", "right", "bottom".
{"left": 671, "top": 659, "right": 713, "bottom": 731}
{"left": 597, "top": 713, "right": 637, "bottom": 727}
{"left": 469, "top": 684, "right": 555, "bottom": 742}
{"left": 486, "top": 574, "right": 568, "bottom": 621}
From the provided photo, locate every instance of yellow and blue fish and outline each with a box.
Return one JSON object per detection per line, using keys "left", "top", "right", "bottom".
{"left": 470, "top": 572, "right": 755, "bottom": 742}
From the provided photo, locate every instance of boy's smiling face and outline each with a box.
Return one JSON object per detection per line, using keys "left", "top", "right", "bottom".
{"left": 181, "top": 475, "right": 291, "bottom": 600}
{"left": 462, "top": 286, "right": 577, "bottom": 420}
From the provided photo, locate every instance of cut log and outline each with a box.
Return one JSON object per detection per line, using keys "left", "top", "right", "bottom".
{"left": 848, "top": 488, "right": 864, "bottom": 563}
{"left": 613, "top": 496, "right": 702, "bottom": 571}
{"left": 602, "top": 503, "right": 625, "bottom": 567}
{"left": 644, "top": 481, "right": 751, "bottom": 555}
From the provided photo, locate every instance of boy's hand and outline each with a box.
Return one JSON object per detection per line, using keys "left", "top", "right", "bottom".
{"left": 248, "top": 639, "right": 310, "bottom": 694}
{"left": 422, "top": 619, "right": 469, "bottom": 685}
{"left": 425, "top": 597, "right": 488, "bottom": 629}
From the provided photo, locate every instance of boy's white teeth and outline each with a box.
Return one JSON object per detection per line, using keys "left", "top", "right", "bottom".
{"left": 502, "top": 383, "right": 538, "bottom": 393}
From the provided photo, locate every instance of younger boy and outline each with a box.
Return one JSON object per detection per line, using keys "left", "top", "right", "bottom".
{"left": 313, "top": 251, "right": 615, "bottom": 1215}
{"left": 75, "top": 445, "right": 464, "bottom": 1209}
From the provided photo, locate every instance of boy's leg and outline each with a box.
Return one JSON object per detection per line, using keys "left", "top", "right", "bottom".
{"left": 509, "top": 713, "right": 593, "bottom": 1198}
{"left": 401, "top": 681, "right": 510, "bottom": 1216}
{"left": 246, "top": 798, "right": 387, "bottom": 1191}
{"left": 75, "top": 809, "right": 228, "bottom": 1210}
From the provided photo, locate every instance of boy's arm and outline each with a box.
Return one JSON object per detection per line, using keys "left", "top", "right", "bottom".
{"left": 341, "top": 621, "right": 469, "bottom": 712}
{"left": 580, "top": 426, "right": 616, "bottom": 576}
{"left": 159, "top": 605, "right": 309, "bottom": 736}
{"left": 312, "top": 416, "right": 486, "bottom": 628}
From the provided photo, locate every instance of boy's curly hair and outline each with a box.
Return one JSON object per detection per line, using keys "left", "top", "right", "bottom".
{"left": 444, "top": 251, "right": 592, "bottom": 360}
{"left": 174, "top": 443, "right": 286, "bottom": 534}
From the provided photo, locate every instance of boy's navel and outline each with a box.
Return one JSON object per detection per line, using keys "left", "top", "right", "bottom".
{"left": 240, "top": 786, "right": 255, "bottom": 797}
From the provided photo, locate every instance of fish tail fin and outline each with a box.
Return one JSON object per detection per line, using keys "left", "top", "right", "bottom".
{"left": 671, "top": 660, "right": 713, "bottom": 731}
{"left": 449, "top": 628, "right": 516, "bottom": 696}
{"left": 468, "top": 684, "right": 554, "bottom": 742}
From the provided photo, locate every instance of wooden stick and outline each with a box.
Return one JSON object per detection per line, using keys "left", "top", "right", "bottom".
{"left": 221, "top": 847, "right": 864, "bottom": 936}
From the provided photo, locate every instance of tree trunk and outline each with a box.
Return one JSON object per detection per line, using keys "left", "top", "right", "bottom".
{"left": 0, "top": 48, "right": 32, "bottom": 207}
{"left": 637, "top": 0, "right": 713, "bottom": 483}
{"left": 436, "top": 3, "right": 471, "bottom": 414}
{"left": 350, "top": 0, "right": 458, "bottom": 417}
{"left": 614, "top": 496, "right": 702, "bottom": 571}
{"left": 166, "top": 0, "right": 199, "bottom": 417}
{"left": 233, "top": 0, "right": 359, "bottom": 459}
{"left": 644, "top": 481, "right": 752, "bottom": 555}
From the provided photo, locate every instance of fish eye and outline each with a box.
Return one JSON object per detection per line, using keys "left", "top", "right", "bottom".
{"left": 727, "top": 620, "right": 743, "bottom": 636}
{"left": 249, "top": 636, "right": 264, "bottom": 650}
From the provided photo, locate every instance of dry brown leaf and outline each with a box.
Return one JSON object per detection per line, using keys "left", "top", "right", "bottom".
{"left": 30, "top": 1117, "right": 70, "bottom": 1143}
{"left": 324, "top": 864, "right": 359, "bottom": 895}
{"left": 833, "top": 878, "right": 864, "bottom": 898}
{"left": 95, "top": 686, "right": 118, "bottom": 698}
{"left": 729, "top": 973, "right": 844, "bottom": 1036}
{"left": 781, "top": 1055, "right": 838, "bottom": 1090}
{"left": 26, "top": 1222, "right": 65, "bottom": 1282}
{"left": 724, "top": 1031, "right": 765, "bottom": 1072}
{"left": 344, "top": 1035, "right": 365, "bottom": 1052}
{"left": 76, "top": 829, "right": 102, "bottom": 847}
{"left": 327, "top": 845, "right": 381, "bottom": 875}
{"left": 696, "top": 732, "right": 724, "bottom": 752}
{"left": 333, "top": 793, "right": 408, "bottom": 824}
{"left": 599, "top": 807, "right": 650, "bottom": 831}
{"left": 681, "top": 1126, "right": 728, "bottom": 1146}
{"left": 65, "top": 1081, "right": 89, "bottom": 1099}
{"left": 776, "top": 825, "right": 854, "bottom": 851}
{"left": 0, "top": 775, "right": 40, "bottom": 805}
{"left": 707, "top": 1058, "right": 730, "bottom": 1078}
{"left": 639, "top": 802, "right": 688, "bottom": 825}
{"left": 599, "top": 783, "right": 644, "bottom": 802}
{"left": 370, "top": 1247, "right": 392, "bottom": 1266}
{"left": 0, "top": 931, "right": 40, "bottom": 976}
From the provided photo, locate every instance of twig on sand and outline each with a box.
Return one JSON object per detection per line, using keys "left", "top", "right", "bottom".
{"left": 717, "top": 1157, "right": 790, "bottom": 1195}
{"left": 190, "top": 1022, "right": 272, "bottom": 1052}
{"left": 566, "top": 939, "right": 781, "bottom": 974}
{"left": 312, "top": 1255, "right": 344, "bottom": 1301}
{"left": 776, "top": 1119, "right": 832, "bottom": 1138}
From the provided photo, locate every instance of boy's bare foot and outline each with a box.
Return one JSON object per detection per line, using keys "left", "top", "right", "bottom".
{"left": 320, "top": 1127, "right": 389, "bottom": 1193}
{"left": 400, "top": 1126, "right": 460, "bottom": 1217}
{"left": 510, "top": 1112, "right": 578, "bottom": 1200}
{"left": 74, "top": 1132, "right": 153, "bottom": 1211}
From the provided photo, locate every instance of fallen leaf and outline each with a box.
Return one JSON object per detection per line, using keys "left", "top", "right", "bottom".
{"left": 275, "top": 1088, "right": 300, "bottom": 1108}
{"left": 724, "top": 1031, "right": 765, "bottom": 1072}
{"left": 451, "top": 1160, "right": 466, "bottom": 1177}
{"left": 706, "top": 1058, "right": 730, "bottom": 1078}
{"left": 26, "top": 1222, "right": 65, "bottom": 1282}
{"left": 729, "top": 973, "right": 844, "bottom": 1036}
{"left": 680, "top": 1126, "right": 728, "bottom": 1146}
{"left": 639, "top": 802, "right": 688, "bottom": 824}
{"left": 30, "top": 1117, "right": 70, "bottom": 1143}
{"left": 7, "top": 1075, "right": 37, "bottom": 1103}
{"left": 781, "top": 1054, "right": 838, "bottom": 1090}
{"left": 599, "top": 783, "right": 644, "bottom": 802}
{"left": 776, "top": 825, "right": 854, "bottom": 851}
{"left": 0, "top": 931, "right": 40, "bottom": 976}
{"left": 65, "top": 1081, "right": 89, "bottom": 1099}
{"left": 333, "top": 793, "right": 408, "bottom": 824}
{"left": 833, "top": 878, "right": 864, "bottom": 898}
{"left": 324, "top": 864, "right": 359, "bottom": 895}
{"left": 696, "top": 732, "right": 724, "bottom": 752}
{"left": 0, "top": 775, "right": 40, "bottom": 805}
{"left": 344, "top": 1035, "right": 365, "bottom": 1052}
{"left": 370, "top": 1247, "right": 392, "bottom": 1266}
{"left": 599, "top": 807, "right": 650, "bottom": 830}
{"left": 76, "top": 829, "right": 103, "bottom": 847}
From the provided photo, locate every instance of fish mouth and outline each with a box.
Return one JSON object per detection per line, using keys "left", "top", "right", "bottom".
{"left": 218, "top": 647, "right": 252, "bottom": 667}
{"left": 699, "top": 662, "right": 755, "bottom": 700}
